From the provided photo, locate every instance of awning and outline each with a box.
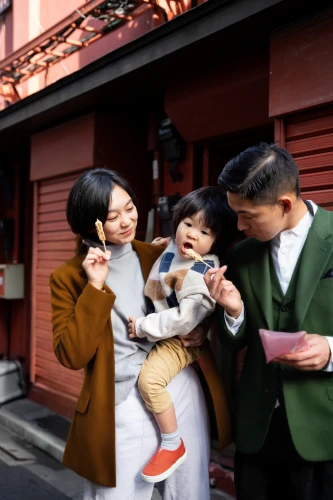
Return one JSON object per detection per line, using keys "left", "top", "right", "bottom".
{"left": 0, "top": 0, "right": 286, "bottom": 141}
{"left": 0, "top": 0, "right": 169, "bottom": 103}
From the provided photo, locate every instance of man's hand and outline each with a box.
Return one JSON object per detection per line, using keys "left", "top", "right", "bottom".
{"left": 128, "top": 316, "right": 138, "bottom": 339}
{"left": 179, "top": 324, "right": 208, "bottom": 348}
{"left": 275, "top": 334, "right": 331, "bottom": 371}
{"left": 204, "top": 265, "right": 243, "bottom": 318}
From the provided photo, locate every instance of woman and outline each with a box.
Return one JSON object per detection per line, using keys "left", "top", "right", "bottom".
{"left": 50, "top": 168, "right": 230, "bottom": 500}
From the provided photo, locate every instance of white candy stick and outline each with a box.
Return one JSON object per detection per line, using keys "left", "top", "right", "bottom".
{"left": 184, "top": 248, "right": 213, "bottom": 268}
{"left": 95, "top": 219, "right": 107, "bottom": 252}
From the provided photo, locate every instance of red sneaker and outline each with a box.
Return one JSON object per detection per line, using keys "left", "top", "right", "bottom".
{"left": 141, "top": 439, "right": 187, "bottom": 483}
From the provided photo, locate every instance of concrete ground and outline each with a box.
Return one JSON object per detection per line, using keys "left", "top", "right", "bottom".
{"left": 0, "top": 398, "right": 234, "bottom": 499}
{"left": 0, "top": 422, "right": 82, "bottom": 499}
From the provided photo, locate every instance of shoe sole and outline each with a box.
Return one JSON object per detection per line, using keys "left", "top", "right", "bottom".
{"left": 141, "top": 450, "right": 188, "bottom": 483}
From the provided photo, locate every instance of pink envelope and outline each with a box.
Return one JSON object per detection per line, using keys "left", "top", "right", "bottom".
{"left": 259, "top": 329, "right": 308, "bottom": 363}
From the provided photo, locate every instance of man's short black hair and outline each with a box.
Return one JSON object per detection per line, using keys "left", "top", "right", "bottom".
{"left": 67, "top": 168, "right": 138, "bottom": 240}
{"left": 172, "top": 186, "right": 239, "bottom": 258}
{"left": 218, "top": 142, "right": 301, "bottom": 204}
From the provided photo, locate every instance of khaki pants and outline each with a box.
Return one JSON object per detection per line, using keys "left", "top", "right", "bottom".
{"left": 138, "top": 338, "right": 202, "bottom": 414}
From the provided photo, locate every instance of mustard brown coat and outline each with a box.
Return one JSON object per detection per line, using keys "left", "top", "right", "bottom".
{"left": 50, "top": 239, "right": 231, "bottom": 487}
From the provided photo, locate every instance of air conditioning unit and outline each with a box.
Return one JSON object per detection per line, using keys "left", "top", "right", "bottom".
{"left": 0, "top": 360, "right": 26, "bottom": 404}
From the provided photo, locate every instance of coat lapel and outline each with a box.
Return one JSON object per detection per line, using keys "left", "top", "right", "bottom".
{"left": 294, "top": 207, "right": 333, "bottom": 329}
{"left": 249, "top": 241, "right": 274, "bottom": 330}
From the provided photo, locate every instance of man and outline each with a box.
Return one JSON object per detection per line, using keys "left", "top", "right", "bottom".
{"left": 204, "top": 142, "right": 333, "bottom": 500}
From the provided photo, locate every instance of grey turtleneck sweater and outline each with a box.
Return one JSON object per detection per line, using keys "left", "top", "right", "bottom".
{"left": 103, "top": 242, "right": 155, "bottom": 405}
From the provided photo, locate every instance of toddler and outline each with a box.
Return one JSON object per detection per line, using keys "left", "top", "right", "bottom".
{"left": 128, "top": 187, "right": 237, "bottom": 483}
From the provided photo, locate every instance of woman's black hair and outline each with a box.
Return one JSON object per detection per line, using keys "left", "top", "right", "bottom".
{"left": 66, "top": 168, "right": 138, "bottom": 240}
{"left": 172, "top": 187, "right": 239, "bottom": 259}
{"left": 218, "top": 142, "right": 300, "bottom": 204}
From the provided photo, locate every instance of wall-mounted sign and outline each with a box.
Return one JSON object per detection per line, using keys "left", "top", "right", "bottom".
{"left": 0, "top": 0, "right": 11, "bottom": 16}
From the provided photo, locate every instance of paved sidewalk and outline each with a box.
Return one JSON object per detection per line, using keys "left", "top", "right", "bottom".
{"left": 0, "top": 398, "right": 69, "bottom": 463}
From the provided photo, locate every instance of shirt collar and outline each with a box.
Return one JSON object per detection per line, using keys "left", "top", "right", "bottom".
{"left": 272, "top": 200, "right": 317, "bottom": 244}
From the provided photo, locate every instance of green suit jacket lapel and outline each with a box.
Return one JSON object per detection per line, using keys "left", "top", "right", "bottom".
{"left": 249, "top": 241, "right": 274, "bottom": 330}
{"left": 294, "top": 207, "right": 333, "bottom": 330}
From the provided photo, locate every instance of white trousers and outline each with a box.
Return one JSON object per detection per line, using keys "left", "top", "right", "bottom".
{"left": 83, "top": 366, "right": 210, "bottom": 500}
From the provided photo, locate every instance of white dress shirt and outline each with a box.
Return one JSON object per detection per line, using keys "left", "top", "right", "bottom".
{"left": 225, "top": 201, "right": 333, "bottom": 372}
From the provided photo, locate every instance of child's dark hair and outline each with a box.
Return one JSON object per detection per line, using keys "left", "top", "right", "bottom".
{"left": 67, "top": 168, "right": 138, "bottom": 241}
{"left": 172, "top": 187, "right": 239, "bottom": 259}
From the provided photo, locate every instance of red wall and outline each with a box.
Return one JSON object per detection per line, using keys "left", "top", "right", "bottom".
{"left": 30, "top": 112, "right": 152, "bottom": 238}
{"left": 30, "top": 114, "right": 96, "bottom": 181}
{"left": 165, "top": 46, "right": 272, "bottom": 143}
{"left": 270, "top": 9, "right": 333, "bottom": 117}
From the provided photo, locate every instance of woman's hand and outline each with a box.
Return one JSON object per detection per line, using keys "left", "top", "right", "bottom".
{"left": 128, "top": 316, "right": 138, "bottom": 338}
{"left": 204, "top": 265, "right": 243, "bottom": 318}
{"left": 82, "top": 247, "right": 111, "bottom": 290}
{"left": 151, "top": 236, "right": 171, "bottom": 247}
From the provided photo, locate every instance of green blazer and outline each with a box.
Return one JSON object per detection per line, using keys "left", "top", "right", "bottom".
{"left": 217, "top": 206, "right": 333, "bottom": 461}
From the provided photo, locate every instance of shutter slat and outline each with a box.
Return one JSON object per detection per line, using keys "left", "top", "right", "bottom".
{"left": 39, "top": 212, "right": 67, "bottom": 223}
{"left": 39, "top": 191, "right": 69, "bottom": 204}
{"left": 36, "top": 276, "right": 53, "bottom": 287}
{"left": 38, "top": 260, "right": 67, "bottom": 270}
{"left": 39, "top": 178, "right": 76, "bottom": 195}
{"left": 38, "top": 240, "right": 76, "bottom": 251}
{"left": 286, "top": 114, "right": 333, "bottom": 140}
{"left": 286, "top": 132, "right": 333, "bottom": 156}
{"left": 38, "top": 231, "right": 74, "bottom": 243}
{"left": 38, "top": 221, "right": 71, "bottom": 233}
{"left": 35, "top": 311, "right": 52, "bottom": 321}
{"left": 35, "top": 371, "right": 83, "bottom": 396}
{"left": 36, "top": 301, "right": 52, "bottom": 313}
{"left": 37, "top": 250, "right": 75, "bottom": 260}
{"left": 301, "top": 189, "right": 333, "bottom": 207}
{"left": 296, "top": 152, "right": 333, "bottom": 173}
{"left": 38, "top": 200, "right": 67, "bottom": 214}
{"left": 300, "top": 171, "right": 333, "bottom": 190}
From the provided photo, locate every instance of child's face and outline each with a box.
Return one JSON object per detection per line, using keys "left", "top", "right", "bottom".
{"left": 175, "top": 210, "right": 216, "bottom": 259}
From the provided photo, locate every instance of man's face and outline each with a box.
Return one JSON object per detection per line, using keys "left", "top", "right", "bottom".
{"left": 227, "top": 192, "right": 286, "bottom": 242}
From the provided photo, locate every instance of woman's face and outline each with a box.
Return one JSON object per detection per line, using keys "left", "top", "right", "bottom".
{"left": 103, "top": 184, "right": 138, "bottom": 245}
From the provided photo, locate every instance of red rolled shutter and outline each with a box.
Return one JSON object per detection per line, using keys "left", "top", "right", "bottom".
{"left": 31, "top": 173, "right": 84, "bottom": 412}
{"left": 284, "top": 106, "right": 333, "bottom": 210}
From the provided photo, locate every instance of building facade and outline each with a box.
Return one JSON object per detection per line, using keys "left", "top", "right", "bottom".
{"left": 0, "top": 2, "right": 332, "bottom": 481}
